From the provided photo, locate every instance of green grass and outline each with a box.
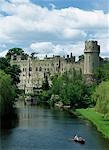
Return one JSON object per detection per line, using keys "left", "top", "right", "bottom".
{"left": 76, "top": 108, "right": 109, "bottom": 139}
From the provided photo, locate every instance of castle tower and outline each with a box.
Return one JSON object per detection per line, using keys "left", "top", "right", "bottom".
{"left": 84, "top": 41, "right": 100, "bottom": 83}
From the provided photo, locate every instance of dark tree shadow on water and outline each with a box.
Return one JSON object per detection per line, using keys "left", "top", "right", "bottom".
{"left": 0, "top": 108, "right": 19, "bottom": 133}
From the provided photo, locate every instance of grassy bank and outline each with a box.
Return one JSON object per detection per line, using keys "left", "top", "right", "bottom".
{"left": 76, "top": 108, "right": 109, "bottom": 139}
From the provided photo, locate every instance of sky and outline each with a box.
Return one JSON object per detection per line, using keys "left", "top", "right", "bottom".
{"left": 0, "top": 0, "right": 109, "bottom": 58}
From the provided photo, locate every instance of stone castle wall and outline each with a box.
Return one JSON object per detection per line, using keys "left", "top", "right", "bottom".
{"left": 10, "top": 41, "right": 100, "bottom": 93}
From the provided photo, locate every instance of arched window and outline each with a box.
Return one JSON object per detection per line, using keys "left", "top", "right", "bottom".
{"left": 36, "top": 67, "right": 38, "bottom": 71}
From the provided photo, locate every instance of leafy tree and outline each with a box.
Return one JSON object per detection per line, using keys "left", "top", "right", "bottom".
{"left": 92, "top": 81, "right": 109, "bottom": 118}
{"left": 51, "top": 75, "right": 64, "bottom": 95}
{"left": 31, "top": 52, "right": 38, "bottom": 58}
{"left": 79, "top": 55, "right": 84, "bottom": 61}
{"left": 6, "top": 64, "right": 21, "bottom": 85}
{"left": 0, "top": 70, "right": 17, "bottom": 117}
{"left": 0, "top": 57, "right": 21, "bottom": 86}
{"left": 49, "top": 70, "right": 93, "bottom": 108}
{"left": 6, "top": 48, "right": 24, "bottom": 60}
{"left": 0, "top": 57, "right": 10, "bottom": 70}
{"left": 96, "top": 61, "right": 109, "bottom": 83}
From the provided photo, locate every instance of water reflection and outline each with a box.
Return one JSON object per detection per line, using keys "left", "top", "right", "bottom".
{"left": 0, "top": 108, "right": 19, "bottom": 131}
{"left": 0, "top": 102, "right": 109, "bottom": 150}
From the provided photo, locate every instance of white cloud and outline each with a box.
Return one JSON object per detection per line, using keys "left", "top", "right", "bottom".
{"left": 0, "top": 49, "right": 8, "bottom": 57}
{"left": 30, "top": 41, "right": 84, "bottom": 58}
{"left": 0, "top": 0, "right": 108, "bottom": 58}
{"left": 10, "top": 0, "right": 30, "bottom": 3}
{"left": 30, "top": 42, "right": 54, "bottom": 54}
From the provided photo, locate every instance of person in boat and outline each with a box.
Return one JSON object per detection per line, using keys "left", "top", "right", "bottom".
{"left": 78, "top": 137, "right": 83, "bottom": 141}
{"left": 73, "top": 135, "right": 79, "bottom": 141}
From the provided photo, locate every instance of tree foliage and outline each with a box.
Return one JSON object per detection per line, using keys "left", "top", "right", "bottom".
{"left": 6, "top": 48, "right": 24, "bottom": 60}
{"left": 92, "top": 81, "right": 109, "bottom": 119}
{"left": 49, "top": 70, "right": 94, "bottom": 108}
{"left": 96, "top": 61, "right": 109, "bottom": 83}
{"left": 0, "top": 57, "right": 21, "bottom": 86}
{"left": 0, "top": 71, "right": 17, "bottom": 117}
{"left": 0, "top": 56, "right": 21, "bottom": 117}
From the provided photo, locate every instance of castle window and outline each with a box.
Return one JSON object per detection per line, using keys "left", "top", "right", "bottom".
{"left": 47, "top": 68, "right": 49, "bottom": 71}
{"left": 13, "top": 55, "right": 17, "bottom": 60}
{"left": 29, "top": 73, "right": 31, "bottom": 76}
{"left": 93, "top": 63, "right": 94, "bottom": 72}
{"left": 23, "top": 68, "right": 24, "bottom": 71}
{"left": 39, "top": 67, "right": 42, "bottom": 71}
{"left": 36, "top": 67, "right": 38, "bottom": 71}
{"left": 89, "top": 56, "right": 90, "bottom": 63}
{"left": 29, "top": 67, "right": 32, "bottom": 71}
{"left": 44, "top": 72, "right": 46, "bottom": 78}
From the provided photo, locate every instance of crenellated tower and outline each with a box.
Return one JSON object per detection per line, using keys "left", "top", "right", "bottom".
{"left": 84, "top": 40, "right": 100, "bottom": 83}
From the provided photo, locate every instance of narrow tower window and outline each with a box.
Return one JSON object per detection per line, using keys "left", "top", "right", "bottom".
{"left": 89, "top": 56, "right": 90, "bottom": 63}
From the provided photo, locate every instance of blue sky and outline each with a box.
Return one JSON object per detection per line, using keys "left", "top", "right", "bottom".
{"left": 32, "top": 0, "right": 108, "bottom": 13}
{"left": 0, "top": 0, "right": 108, "bottom": 58}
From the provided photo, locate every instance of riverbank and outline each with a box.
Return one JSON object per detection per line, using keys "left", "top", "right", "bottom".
{"left": 75, "top": 108, "right": 109, "bottom": 139}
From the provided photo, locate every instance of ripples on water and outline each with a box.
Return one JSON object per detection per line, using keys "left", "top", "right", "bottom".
{"left": 0, "top": 103, "right": 109, "bottom": 150}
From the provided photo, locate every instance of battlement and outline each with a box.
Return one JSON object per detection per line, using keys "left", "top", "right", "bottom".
{"left": 84, "top": 40, "right": 100, "bottom": 53}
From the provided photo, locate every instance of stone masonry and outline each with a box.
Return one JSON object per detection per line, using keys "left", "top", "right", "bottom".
{"left": 10, "top": 41, "right": 100, "bottom": 94}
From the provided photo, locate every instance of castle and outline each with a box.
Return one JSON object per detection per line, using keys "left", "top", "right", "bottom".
{"left": 10, "top": 41, "right": 100, "bottom": 94}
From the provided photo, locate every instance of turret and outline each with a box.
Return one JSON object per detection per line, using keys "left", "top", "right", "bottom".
{"left": 84, "top": 41, "right": 100, "bottom": 83}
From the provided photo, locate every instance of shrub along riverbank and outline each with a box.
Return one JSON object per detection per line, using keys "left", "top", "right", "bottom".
{"left": 76, "top": 108, "right": 109, "bottom": 139}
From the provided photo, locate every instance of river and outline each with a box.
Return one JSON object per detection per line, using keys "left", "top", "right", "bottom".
{"left": 0, "top": 102, "right": 109, "bottom": 150}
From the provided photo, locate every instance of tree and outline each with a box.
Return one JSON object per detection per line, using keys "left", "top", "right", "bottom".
{"left": 6, "top": 64, "right": 21, "bottom": 85}
{"left": 31, "top": 52, "right": 38, "bottom": 58}
{"left": 49, "top": 70, "right": 93, "bottom": 108}
{"left": 51, "top": 75, "right": 63, "bottom": 95}
{"left": 0, "top": 57, "right": 10, "bottom": 71}
{"left": 6, "top": 48, "right": 24, "bottom": 60}
{"left": 92, "top": 81, "right": 109, "bottom": 118}
{"left": 96, "top": 61, "right": 109, "bottom": 83}
{"left": 0, "top": 70, "right": 17, "bottom": 117}
{"left": 79, "top": 55, "right": 84, "bottom": 61}
{"left": 0, "top": 57, "right": 21, "bottom": 86}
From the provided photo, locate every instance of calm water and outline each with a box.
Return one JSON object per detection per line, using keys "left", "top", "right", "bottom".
{"left": 0, "top": 102, "right": 109, "bottom": 150}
